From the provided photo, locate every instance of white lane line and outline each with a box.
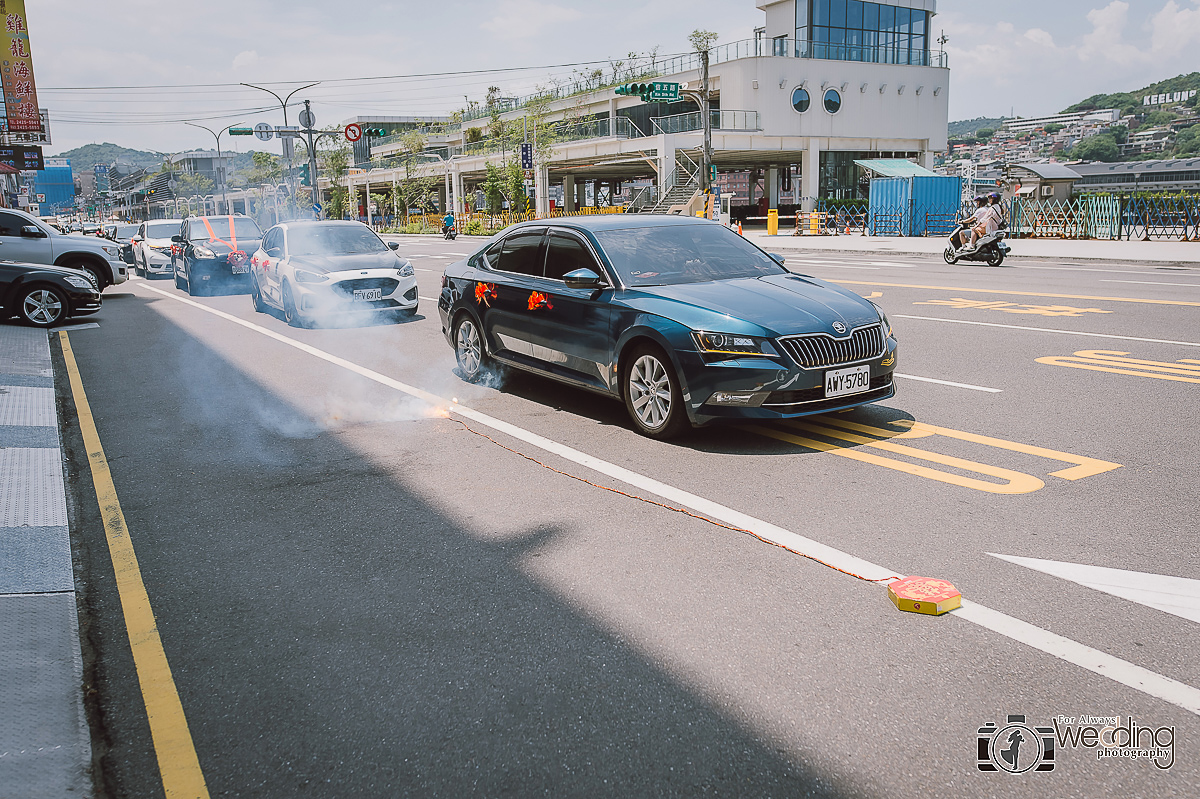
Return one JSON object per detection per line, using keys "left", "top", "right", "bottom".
{"left": 790, "top": 264, "right": 880, "bottom": 270}
{"left": 867, "top": 261, "right": 919, "bottom": 268}
{"left": 989, "top": 553, "right": 1200, "bottom": 626}
{"left": 415, "top": 268, "right": 436, "bottom": 272}
{"left": 129, "top": 279, "right": 1200, "bottom": 717}
{"left": 896, "top": 315, "right": 1200, "bottom": 348}
{"left": 893, "top": 373, "right": 1002, "bottom": 393}
{"left": 1101, "top": 279, "right": 1200, "bottom": 288}
{"left": 418, "top": 295, "right": 438, "bottom": 302}
{"left": 446, "top": 252, "right": 470, "bottom": 257}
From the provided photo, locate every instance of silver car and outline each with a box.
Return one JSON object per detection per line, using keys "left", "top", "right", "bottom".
{"left": 132, "top": 218, "right": 183, "bottom": 278}
{"left": 249, "top": 220, "right": 418, "bottom": 327}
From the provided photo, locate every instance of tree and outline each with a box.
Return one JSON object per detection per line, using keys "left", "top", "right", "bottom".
{"left": 483, "top": 163, "right": 505, "bottom": 213}
{"left": 1071, "top": 134, "right": 1120, "bottom": 162}
{"left": 688, "top": 28, "right": 719, "bottom": 54}
{"left": 175, "top": 172, "right": 214, "bottom": 203}
{"left": 976, "top": 127, "right": 995, "bottom": 139}
{"left": 1043, "top": 123, "right": 1064, "bottom": 134}
{"left": 247, "top": 151, "right": 281, "bottom": 186}
{"left": 1174, "top": 125, "right": 1200, "bottom": 155}
{"left": 1146, "top": 110, "right": 1176, "bottom": 127}
{"left": 464, "top": 126, "right": 485, "bottom": 144}
{"left": 320, "top": 146, "right": 351, "bottom": 219}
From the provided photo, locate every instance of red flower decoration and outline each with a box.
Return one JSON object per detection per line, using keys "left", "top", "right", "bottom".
{"left": 527, "top": 291, "right": 553, "bottom": 311}
{"left": 474, "top": 282, "right": 497, "bottom": 306}
{"left": 228, "top": 250, "right": 248, "bottom": 266}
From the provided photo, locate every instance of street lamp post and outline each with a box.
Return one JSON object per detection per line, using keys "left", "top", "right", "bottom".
{"left": 241, "top": 82, "right": 320, "bottom": 219}
{"left": 184, "top": 121, "right": 242, "bottom": 215}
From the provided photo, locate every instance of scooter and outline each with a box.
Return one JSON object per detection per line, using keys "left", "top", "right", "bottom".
{"left": 943, "top": 221, "right": 1010, "bottom": 266}
{"left": 443, "top": 223, "right": 457, "bottom": 241}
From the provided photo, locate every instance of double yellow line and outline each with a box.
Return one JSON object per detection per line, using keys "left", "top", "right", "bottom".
{"left": 60, "top": 332, "right": 209, "bottom": 799}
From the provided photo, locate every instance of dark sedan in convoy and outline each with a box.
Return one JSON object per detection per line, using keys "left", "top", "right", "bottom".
{"left": 172, "top": 214, "right": 263, "bottom": 296}
{"left": 1, "top": 259, "right": 102, "bottom": 327}
{"left": 439, "top": 216, "right": 897, "bottom": 438}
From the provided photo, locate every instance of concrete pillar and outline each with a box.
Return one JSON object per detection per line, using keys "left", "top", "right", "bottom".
{"left": 593, "top": 180, "right": 600, "bottom": 208}
{"left": 766, "top": 167, "right": 780, "bottom": 210}
{"left": 453, "top": 168, "right": 465, "bottom": 215}
{"left": 535, "top": 164, "right": 549, "bottom": 218}
{"left": 802, "top": 139, "right": 820, "bottom": 212}
{"left": 437, "top": 183, "right": 447, "bottom": 214}
{"left": 658, "top": 133, "right": 677, "bottom": 197}
{"left": 563, "top": 174, "right": 576, "bottom": 212}
{"left": 921, "top": 150, "right": 935, "bottom": 170}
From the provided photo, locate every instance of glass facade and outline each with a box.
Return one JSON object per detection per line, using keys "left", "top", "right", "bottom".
{"left": 799, "top": 0, "right": 930, "bottom": 65}
{"left": 819, "top": 151, "right": 921, "bottom": 199}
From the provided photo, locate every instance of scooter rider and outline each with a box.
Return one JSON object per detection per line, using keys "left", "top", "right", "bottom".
{"left": 988, "top": 192, "right": 1007, "bottom": 231}
{"left": 442, "top": 210, "right": 455, "bottom": 236}
{"left": 955, "top": 196, "right": 989, "bottom": 251}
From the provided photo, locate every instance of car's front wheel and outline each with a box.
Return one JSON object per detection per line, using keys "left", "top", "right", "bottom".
{"left": 623, "top": 345, "right": 689, "bottom": 439}
{"left": 454, "top": 314, "right": 489, "bottom": 381}
{"left": 282, "top": 282, "right": 302, "bottom": 327}
{"left": 17, "top": 286, "right": 67, "bottom": 328}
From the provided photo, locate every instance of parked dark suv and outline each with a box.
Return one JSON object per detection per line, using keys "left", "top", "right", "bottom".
{"left": 172, "top": 215, "right": 263, "bottom": 296}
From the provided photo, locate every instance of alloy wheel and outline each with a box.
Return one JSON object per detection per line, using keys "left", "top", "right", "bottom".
{"left": 456, "top": 318, "right": 482, "bottom": 376}
{"left": 22, "top": 289, "right": 63, "bottom": 326}
{"left": 628, "top": 354, "right": 672, "bottom": 429}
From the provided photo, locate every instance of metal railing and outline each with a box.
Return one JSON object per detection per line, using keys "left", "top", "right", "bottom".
{"left": 651, "top": 110, "right": 760, "bottom": 135}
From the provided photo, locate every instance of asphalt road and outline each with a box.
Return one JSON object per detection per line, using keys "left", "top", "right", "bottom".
{"left": 48, "top": 234, "right": 1200, "bottom": 797}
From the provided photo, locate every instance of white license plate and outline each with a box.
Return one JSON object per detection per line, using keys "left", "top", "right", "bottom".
{"left": 824, "top": 365, "right": 872, "bottom": 398}
{"left": 353, "top": 288, "right": 383, "bottom": 302}
{"left": 230, "top": 264, "right": 249, "bottom": 274}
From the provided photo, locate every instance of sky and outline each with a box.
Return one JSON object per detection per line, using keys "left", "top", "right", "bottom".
{"left": 27, "top": 0, "right": 1200, "bottom": 158}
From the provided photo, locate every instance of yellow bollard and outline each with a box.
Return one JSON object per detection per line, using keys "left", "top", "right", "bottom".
{"left": 767, "top": 209, "right": 779, "bottom": 236}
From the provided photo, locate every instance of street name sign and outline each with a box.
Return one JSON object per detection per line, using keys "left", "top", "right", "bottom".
{"left": 275, "top": 126, "right": 301, "bottom": 138}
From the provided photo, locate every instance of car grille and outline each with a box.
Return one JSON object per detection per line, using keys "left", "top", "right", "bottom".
{"left": 777, "top": 324, "right": 885, "bottom": 369}
{"left": 332, "top": 277, "right": 399, "bottom": 298}
{"left": 763, "top": 373, "right": 893, "bottom": 408}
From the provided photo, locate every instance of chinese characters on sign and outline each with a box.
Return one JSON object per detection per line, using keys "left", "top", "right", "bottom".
{"left": 0, "top": 1, "right": 40, "bottom": 133}
{"left": 0, "top": 144, "right": 43, "bottom": 170}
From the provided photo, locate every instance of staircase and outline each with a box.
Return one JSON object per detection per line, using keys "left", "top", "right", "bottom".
{"left": 644, "top": 153, "right": 701, "bottom": 214}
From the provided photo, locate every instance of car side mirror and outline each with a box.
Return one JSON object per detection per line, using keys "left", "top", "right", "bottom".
{"left": 171, "top": 235, "right": 183, "bottom": 243}
{"left": 20, "top": 225, "right": 46, "bottom": 238}
{"left": 769, "top": 252, "right": 787, "bottom": 265}
{"left": 387, "top": 241, "right": 400, "bottom": 250}
{"left": 132, "top": 235, "right": 143, "bottom": 243}
{"left": 563, "top": 268, "right": 604, "bottom": 289}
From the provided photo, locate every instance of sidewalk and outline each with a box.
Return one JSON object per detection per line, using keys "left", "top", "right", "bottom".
{"left": 742, "top": 229, "right": 1200, "bottom": 266}
{"left": 0, "top": 324, "right": 91, "bottom": 797}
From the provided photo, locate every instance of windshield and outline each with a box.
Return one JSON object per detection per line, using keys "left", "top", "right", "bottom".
{"left": 188, "top": 216, "right": 262, "bottom": 242}
{"left": 116, "top": 225, "right": 140, "bottom": 238}
{"left": 594, "top": 224, "right": 786, "bottom": 287}
{"left": 145, "top": 222, "right": 178, "bottom": 239}
{"left": 287, "top": 224, "right": 389, "bottom": 256}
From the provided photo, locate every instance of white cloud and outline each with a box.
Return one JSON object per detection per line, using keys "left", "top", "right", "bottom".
{"left": 232, "top": 50, "right": 260, "bottom": 70}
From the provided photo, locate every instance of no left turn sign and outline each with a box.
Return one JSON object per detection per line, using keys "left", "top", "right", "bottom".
{"left": 344, "top": 123, "right": 362, "bottom": 142}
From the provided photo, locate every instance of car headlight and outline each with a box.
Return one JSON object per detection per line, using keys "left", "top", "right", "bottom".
{"left": 294, "top": 269, "right": 327, "bottom": 283}
{"left": 692, "top": 331, "right": 777, "bottom": 357}
{"left": 64, "top": 275, "right": 93, "bottom": 289}
{"left": 101, "top": 245, "right": 118, "bottom": 256}
{"left": 193, "top": 245, "right": 216, "bottom": 259}
{"left": 396, "top": 260, "right": 414, "bottom": 277}
{"left": 871, "top": 302, "right": 894, "bottom": 338}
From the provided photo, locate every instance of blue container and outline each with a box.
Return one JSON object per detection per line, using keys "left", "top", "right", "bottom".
{"left": 868, "top": 175, "right": 961, "bottom": 235}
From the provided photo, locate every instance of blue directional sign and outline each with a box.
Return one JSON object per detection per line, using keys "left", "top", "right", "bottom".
{"left": 312, "top": 203, "right": 322, "bottom": 214}
{"left": 520, "top": 142, "right": 533, "bottom": 170}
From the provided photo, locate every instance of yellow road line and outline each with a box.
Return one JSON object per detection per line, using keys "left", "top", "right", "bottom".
{"left": 59, "top": 331, "right": 210, "bottom": 799}
{"left": 831, "top": 280, "right": 1200, "bottom": 308}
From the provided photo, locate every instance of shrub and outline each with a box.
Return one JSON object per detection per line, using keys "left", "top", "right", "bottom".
{"left": 465, "top": 219, "right": 486, "bottom": 236}
{"left": 405, "top": 222, "right": 424, "bottom": 234}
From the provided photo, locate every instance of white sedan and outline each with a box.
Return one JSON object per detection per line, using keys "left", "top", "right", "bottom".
{"left": 132, "top": 218, "right": 183, "bottom": 277}
{"left": 249, "top": 220, "right": 417, "bottom": 327}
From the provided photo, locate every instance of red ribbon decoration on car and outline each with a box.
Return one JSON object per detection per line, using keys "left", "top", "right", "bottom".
{"left": 475, "top": 282, "right": 497, "bottom": 306}
{"left": 527, "top": 291, "right": 553, "bottom": 311}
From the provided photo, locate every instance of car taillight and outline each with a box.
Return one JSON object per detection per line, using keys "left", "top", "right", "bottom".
{"left": 441, "top": 274, "right": 447, "bottom": 288}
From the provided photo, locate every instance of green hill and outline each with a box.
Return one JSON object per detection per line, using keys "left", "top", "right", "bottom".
{"left": 1063, "top": 72, "right": 1200, "bottom": 116}
{"left": 51, "top": 142, "right": 164, "bottom": 173}
{"left": 948, "top": 116, "right": 1010, "bottom": 138}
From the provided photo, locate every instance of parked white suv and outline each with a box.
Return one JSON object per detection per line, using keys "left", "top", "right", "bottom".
{"left": 0, "top": 207, "right": 127, "bottom": 289}
{"left": 132, "top": 218, "right": 183, "bottom": 278}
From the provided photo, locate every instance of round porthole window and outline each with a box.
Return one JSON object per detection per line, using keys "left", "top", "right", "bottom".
{"left": 823, "top": 88, "right": 842, "bottom": 114}
{"left": 791, "top": 87, "right": 810, "bottom": 113}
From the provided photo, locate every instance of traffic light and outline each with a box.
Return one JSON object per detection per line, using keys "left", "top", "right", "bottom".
{"left": 709, "top": 165, "right": 717, "bottom": 182}
{"left": 614, "top": 81, "right": 680, "bottom": 102}
{"left": 229, "top": 127, "right": 253, "bottom": 136}
{"left": 614, "top": 82, "right": 653, "bottom": 98}
{"left": 363, "top": 127, "right": 387, "bottom": 137}
{"left": 299, "top": 164, "right": 311, "bottom": 187}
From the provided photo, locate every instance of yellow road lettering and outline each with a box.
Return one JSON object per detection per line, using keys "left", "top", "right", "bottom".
{"left": 832, "top": 280, "right": 1200, "bottom": 308}
{"left": 1036, "top": 350, "right": 1200, "bottom": 385}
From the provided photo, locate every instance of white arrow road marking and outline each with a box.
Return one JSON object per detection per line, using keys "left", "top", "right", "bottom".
{"left": 990, "top": 553, "right": 1200, "bottom": 625}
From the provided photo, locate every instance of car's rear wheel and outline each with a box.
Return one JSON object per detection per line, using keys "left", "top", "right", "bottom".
{"left": 174, "top": 267, "right": 185, "bottom": 291}
{"left": 623, "top": 345, "right": 689, "bottom": 439}
{"left": 454, "top": 315, "right": 488, "bottom": 380}
{"left": 17, "top": 286, "right": 67, "bottom": 328}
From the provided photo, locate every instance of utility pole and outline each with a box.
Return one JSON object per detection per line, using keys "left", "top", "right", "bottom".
{"left": 302, "top": 100, "right": 321, "bottom": 218}
{"left": 242, "top": 82, "right": 320, "bottom": 218}
{"left": 184, "top": 121, "right": 240, "bottom": 214}
{"left": 700, "top": 47, "right": 712, "bottom": 195}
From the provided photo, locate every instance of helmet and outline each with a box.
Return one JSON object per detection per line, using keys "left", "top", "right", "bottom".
{"left": 988, "top": 192, "right": 1001, "bottom": 200}
{"left": 974, "top": 195, "right": 986, "bottom": 203}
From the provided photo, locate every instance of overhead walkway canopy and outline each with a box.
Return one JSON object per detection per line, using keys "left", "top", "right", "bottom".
{"left": 853, "top": 159, "right": 938, "bottom": 178}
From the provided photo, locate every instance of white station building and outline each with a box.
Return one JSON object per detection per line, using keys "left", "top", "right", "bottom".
{"left": 351, "top": 0, "right": 949, "bottom": 216}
